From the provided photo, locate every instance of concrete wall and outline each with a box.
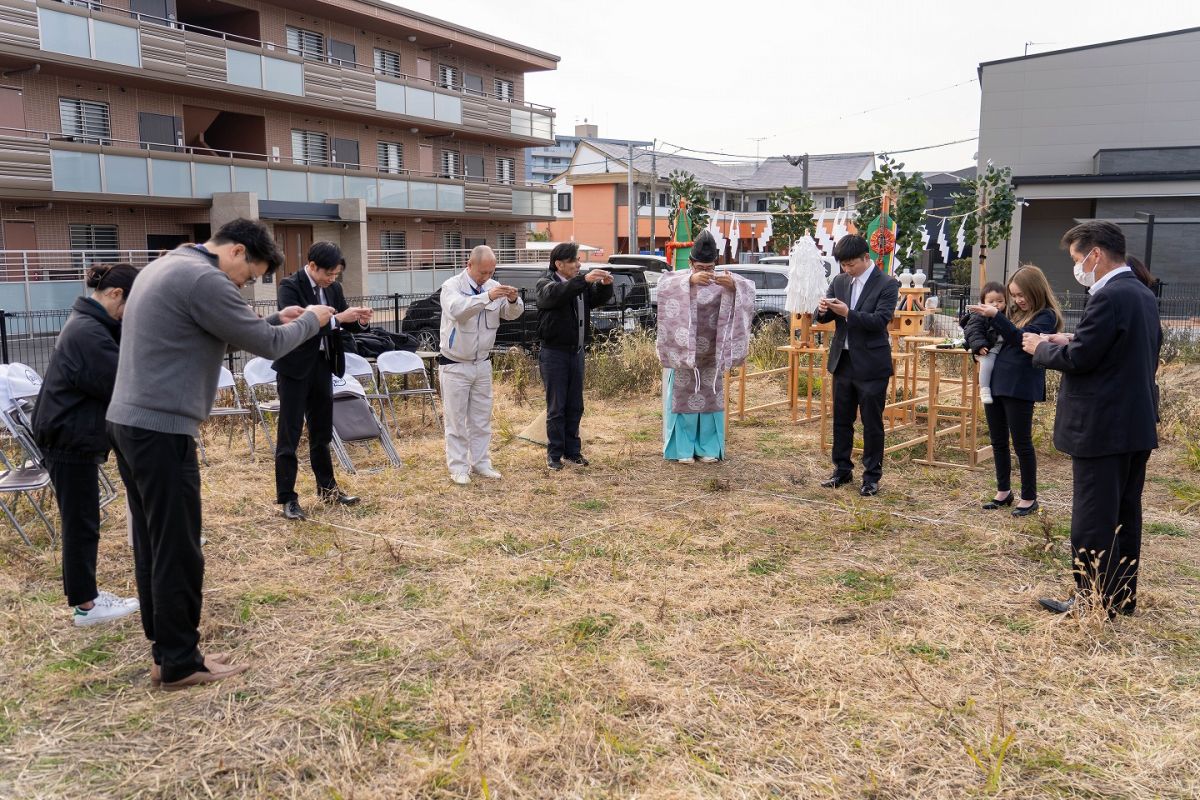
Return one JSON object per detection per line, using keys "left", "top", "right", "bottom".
{"left": 978, "top": 30, "right": 1200, "bottom": 177}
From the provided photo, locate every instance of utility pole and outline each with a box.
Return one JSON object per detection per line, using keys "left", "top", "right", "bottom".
{"left": 649, "top": 143, "right": 658, "bottom": 256}
{"left": 627, "top": 142, "right": 636, "bottom": 253}
{"left": 977, "top": 180, "right": 989, "bottom": 286}
{"left": 801, "top": 153, "right": 809, "bottom": 192}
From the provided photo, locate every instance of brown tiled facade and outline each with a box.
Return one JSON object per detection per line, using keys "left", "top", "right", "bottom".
{"left": 0, "top": 0, "right": 557, "bottom": 298}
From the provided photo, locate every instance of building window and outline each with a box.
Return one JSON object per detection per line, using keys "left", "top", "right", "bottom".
{"left": 438, "top": 64, "right": 457, "bottom": 89}
{"left": 59, "top": 98, "right": 110, "bottom": 144}
{"left": 286, "top": 26, "right": 325, "bottom": 61}
{"left": 756, "top": 198, "right": 768, "bottom": 212}
{"left": 823, "top": 195, "right": 833, "bottom": 209}
{"left": 374, "top": 48, "right": 402, "bottom": 78}
{"left": 638, "top": 191, "right": 650, "bottom": 206}
{"left": 557, "top": 193, "right": 572, "bottom": 212}
{"left": 291, "top": 129, "right": 329, "bottom": 166}
{"left": 832, "top": 196, "right": 846, "bottom": 209}
{"left": 658, "top": 192, "right": 667, "bottom": 207}
{"left": 442, "top": 231, "right": 462, "bottom": 251}
{"left": 380, "top": 230, "right": 407, "bottom": 268}
{"left": 493, "top": 157, "right": 515, "bottom": 185}
{"left": 712, "top": 197, "right": 722, "bottom": 211}
{"left": 440, "top": 149, "right": 459, "bottom": 179}
{"left": 494, "top": 78, "right": 513, "bottom": 101}
{"left": 463, "top": 73, "right": 484, "bottom": 96}
{"left": 497, "top": 232, "right": 516, "bottom": 250}
{"left": 377, "top": 140, "right": 403, "bottom": 173}
{"left": 69, "top": 224, "right": 119, "bottom": 270}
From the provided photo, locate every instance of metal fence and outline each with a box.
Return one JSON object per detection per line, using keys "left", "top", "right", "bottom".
{"left": 3, "top": 282, "right": 1197, "bottom": 377}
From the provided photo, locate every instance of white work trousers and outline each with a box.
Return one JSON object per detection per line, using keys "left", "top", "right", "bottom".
{"left": 438, "top": 360, "right": 495, "bottom": 476}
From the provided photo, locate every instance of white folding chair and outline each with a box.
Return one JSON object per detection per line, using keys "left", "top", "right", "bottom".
{"left": 330, "top": 374, "right": 401, "bottom": 474}
{"left": 200, "top": 366, "right": 256, "bottom": 464}
{"left": 0, "top": 366, "right": 56, "bottom": 545}
{"left": 6, "top": 362, "right": 118, "bottom": 510}
{"left": 343, "top": 351, "right": 389, "bottom": 419}
{"left": 376, "top": 350, "right": 441, "bottom": 430}
{"left": 242, "top": 357, "right": 281, "bottom": 452}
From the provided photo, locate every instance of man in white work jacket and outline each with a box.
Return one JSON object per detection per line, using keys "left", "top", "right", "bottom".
{"left": 437, "top": 245, "right": 524, "bottom": 485}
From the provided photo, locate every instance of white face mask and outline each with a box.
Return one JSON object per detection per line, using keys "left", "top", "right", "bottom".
{"left": 1073, "top": 250, "right": 1096, "bottom": 288}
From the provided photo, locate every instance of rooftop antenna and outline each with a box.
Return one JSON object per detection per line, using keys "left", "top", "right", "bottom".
{"left": 1024, "top": 40, "right": 1056, "bottom": 55}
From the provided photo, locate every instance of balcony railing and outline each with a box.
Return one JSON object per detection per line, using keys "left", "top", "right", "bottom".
{"left": 0, "top": 248, "right": 546, "bottom": 284}
{"left": 367, "top": 248, "right": 545, "bottom": 271}
{"left": 0, "top": 127, "right": 555, "bottom": 217}
{"left": 16, "top": 0, "right": 555, "bottom": 142}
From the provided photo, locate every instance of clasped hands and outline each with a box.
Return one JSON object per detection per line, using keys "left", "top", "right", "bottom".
{"left": 278, "top": 305, "right": 370, "bottom": 327}
{"left": 1021, "top": 331, "right": 1073, "bottom": 355}
{"left": 816, "top": 297, "right": 849, "bottom": 318}
{"left": 488, "top": 285, "right": 520, "bottom": 302}
{"left": 585, "top": 269, "right": 614, "bottom": 285}
{"left": 689, "top": 269, "right": 735, "bottom": 290}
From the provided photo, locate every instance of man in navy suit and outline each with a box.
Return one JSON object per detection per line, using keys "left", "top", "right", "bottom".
{"left": 273, "top": 242, "right": 373, "bottom": 520}
{"left": 1024, "top": 221, "right": 1161, "bottom": 617}
{"left": 816, "top": 234, "right": 900, "bottom": 497}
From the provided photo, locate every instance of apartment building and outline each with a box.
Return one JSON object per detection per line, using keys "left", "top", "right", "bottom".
{"left": 0, "top": 0, "right": 558, "bottom": 305}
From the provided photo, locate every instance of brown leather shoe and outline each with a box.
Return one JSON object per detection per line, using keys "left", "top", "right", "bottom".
{"left": 157, "top": 654, "right": 243, "bottom": 690}
{"left": 151, "top": 652, "right": 233, "bottom": 687}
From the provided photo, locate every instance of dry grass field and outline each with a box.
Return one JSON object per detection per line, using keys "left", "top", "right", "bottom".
{"left": 1, "top": 332, "right": 1199, "bottom": 799}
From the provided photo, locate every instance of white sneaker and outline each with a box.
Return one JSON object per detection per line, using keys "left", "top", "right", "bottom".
{"left": 450, "top": 473, "right": 471, "bottom": 485}
{"left": 96, "top": 590, "right": 140, "bottom": 609}
{"left": 73, "top": 592, "right": 139, "bottom": 627}
{"left": 980, "top": 386, "right": 994, "bottom": 405}
{"left": 676, "top": 457, "right": 695, "bottom": 464}
{"left": 473, "top": 465, "right": 502, "bottom": 480}
{"left": 698, "top": 456, "right": 720, "bottom": 463}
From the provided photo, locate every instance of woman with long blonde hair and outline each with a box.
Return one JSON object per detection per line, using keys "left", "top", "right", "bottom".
{"left": 967, "top": 264, "right": 1062, "bottom": 516}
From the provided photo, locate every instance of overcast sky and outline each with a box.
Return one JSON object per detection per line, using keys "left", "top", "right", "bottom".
{"left": 390, "top": 0, "right": 1199, "bottom": 173}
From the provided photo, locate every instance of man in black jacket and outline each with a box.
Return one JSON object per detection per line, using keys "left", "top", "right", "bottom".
{"left": 816, "top": 234, "right": 900, "bottom": 497}
{"left": 534, "top": 242, "right": 612, "bottom": 470}
{"left": 1024, "top": 221, "right": 1161, "bottom": 617}
{"left": 273, "top": 244, "right": 372, "bottom": 520}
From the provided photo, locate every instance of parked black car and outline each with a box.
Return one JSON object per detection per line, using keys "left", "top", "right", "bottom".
{"left": 400, "top": 264, "right": 652, "bottom": 350}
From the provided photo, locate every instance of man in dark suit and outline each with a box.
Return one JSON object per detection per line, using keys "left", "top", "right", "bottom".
{"left": 273, "top": 243, "right": 373, "bottom": 520}
{"left": 816, "top": 234, "right": 900, "bottom": 497}
{"left": 1024, "top": 221, "right": 1161, "bottom": 617}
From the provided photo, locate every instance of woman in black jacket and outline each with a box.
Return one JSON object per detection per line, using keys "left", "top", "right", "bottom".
{"left": 32, "top": 264, "right": 140, "bottom": 626}
{"left": 967, "top": 265, "right": 1063, "bottom": 516}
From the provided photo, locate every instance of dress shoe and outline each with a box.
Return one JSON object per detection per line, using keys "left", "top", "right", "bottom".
{"left": 821, "top": 472, "right": 853, "bottom": 489}
{"left": 546, "top": 457, "right": 563, "bottom": 471}
{"left": 860, "top": 482, "right": 880, "bottom": 497}
{"left": 320, "top": 488, "right": 359, "bottom": 506}
{"left": 151, "top": 652, "right": 230, "bottom": 687}
{"left": 1012, "top": 500, "right": 1040, "bottom": 517}
{"left": 282, "top": 500, "right": 306, "bottom": 521}
{"left": 473, "top": 465, "right": 503, "bottom": 479}
{"left": 675, "top": 457, "right": 695, "bottom": 464}
{"left": 564, "top": 454, "right": 590, "bottom": 466}
{"left": 161, "top": 659, "right": 249, "bottom": 692}
{"left": 451, "top": 473, "right": 471, "bottom": 485}
{"left": 1038, "top": 596, "right": 1075, "bottom": 614}
{"left": 982, "top": 492, "right": 1014, "bottom": 510}
{"left": 697, "top": 456, "right": 720, "bottom": 464}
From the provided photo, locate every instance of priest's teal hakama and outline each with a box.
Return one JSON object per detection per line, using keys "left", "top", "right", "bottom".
{"left": 656, "top": 250, "right": 755, "bottom": 461}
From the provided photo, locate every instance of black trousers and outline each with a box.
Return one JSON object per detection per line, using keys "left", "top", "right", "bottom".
{"left": 984, "top": 396, "right": 1038, "bottom": 501}
{"left": 539, "top": 346, "right": 585, "bottom": 461}
{"left": 274, "top": 358, "right": 337, "bottom": 504}
{"left": 831, "top": 352, "right": 889, "bottom": 484}
{"left": 46, "top": 459, "right": 101, "bottom": 607}
{"left": 1070, "top": 450, "right": 1151, "bottom": 613}
{"left": 108, "top": 422, "right": 205, "bottom": 683}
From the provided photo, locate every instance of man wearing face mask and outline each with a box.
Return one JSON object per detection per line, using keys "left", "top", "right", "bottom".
{"left": 1022, "top": 221, "right": 1161, "bottom": 618}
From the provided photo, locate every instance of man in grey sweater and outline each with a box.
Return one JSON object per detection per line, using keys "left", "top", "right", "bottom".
{"left": 107, "top": 219, "right": 334, "bottom": 690}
